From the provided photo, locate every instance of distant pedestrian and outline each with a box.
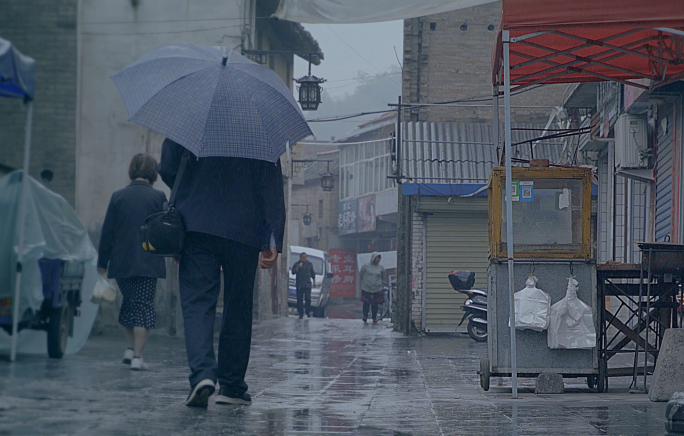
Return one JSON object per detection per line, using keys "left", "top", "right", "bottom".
{"left": 97, "top": 154, "right": 167, "bottom": 371}
{"left": 292, "top": 253, "right": 316, "bottom": 319}
{"left": 158, "top": 138, "right": 284, "bottom": 408}
{"left": 360, "top": 253, "right": 385, "bottom": 324}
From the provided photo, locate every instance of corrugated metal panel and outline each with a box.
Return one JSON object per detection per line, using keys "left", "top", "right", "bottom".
{"left": 655, "top": 109, "right": 674, "bottom": 242}
{"left": 401, "top": 122, "right": 563, "bottom": 183}
{"left": 424, "top": 212, "right": 488, "bottom": 332}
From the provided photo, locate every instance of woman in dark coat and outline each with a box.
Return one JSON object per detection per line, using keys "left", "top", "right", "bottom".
{"left": 97, "top": 154, "right": 167, "bottom": 370}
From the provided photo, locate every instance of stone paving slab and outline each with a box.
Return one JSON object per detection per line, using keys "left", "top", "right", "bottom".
{"left": 0, "top": 317, "right": 668, "bottom": 435}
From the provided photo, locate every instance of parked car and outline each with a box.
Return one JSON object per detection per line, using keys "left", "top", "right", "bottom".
{"left": 288, "top": 246, "right": 333, "bottom": 318}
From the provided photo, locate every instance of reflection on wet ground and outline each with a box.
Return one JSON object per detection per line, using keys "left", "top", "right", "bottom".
{"left": 0, "top": 316, "right": 668, "bottom": 435}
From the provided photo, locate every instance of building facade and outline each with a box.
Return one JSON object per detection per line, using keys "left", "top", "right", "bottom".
{"left": 561, "top": 81, "right": 684, "bottom": 263}
{"left": 0, "top": 0, "right": 322, "bottom": 332}
{"left": 395, "top": 1, "right": 569, "bottom": 334}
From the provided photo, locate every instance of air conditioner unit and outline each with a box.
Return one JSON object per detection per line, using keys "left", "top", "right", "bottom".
{"left": 615, "top": 114, "right": 649, "bottom": 169}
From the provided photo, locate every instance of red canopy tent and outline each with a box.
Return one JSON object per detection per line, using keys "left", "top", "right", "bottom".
{"left": 493, "top": 0, "right": 684, "bottom": 89}
{"left": 489, "top": 0, "right": 684, "bottom": 397}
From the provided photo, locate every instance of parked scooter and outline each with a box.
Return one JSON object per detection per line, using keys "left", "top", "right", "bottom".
{"left": 448, "top": 270, "right": 487, "bottom": 342}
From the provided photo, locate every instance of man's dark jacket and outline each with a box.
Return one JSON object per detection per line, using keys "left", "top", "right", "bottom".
{"left": 292, "top": 260, "right": 316, "bottom": 289}
{"left": 157, "top": 139, "right": 286, "bottom": 252}
{"left": 97, "top": 180, "right": 167, "bottom": 279}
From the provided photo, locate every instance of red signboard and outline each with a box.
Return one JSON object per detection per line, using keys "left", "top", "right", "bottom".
{"left": 329, "top": 249, "right": 356, "bottom": 298}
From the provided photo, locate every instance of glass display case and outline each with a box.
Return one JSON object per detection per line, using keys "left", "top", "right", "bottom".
{"left": 488, "top": 167, "right": 592, "bottom": 259}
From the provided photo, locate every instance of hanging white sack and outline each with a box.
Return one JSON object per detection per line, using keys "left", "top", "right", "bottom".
{"left": 512, "top": 276, "right": 551, "bottom": 331}
{"left": 547, "top": 277, "right": 596, "bottom": 349}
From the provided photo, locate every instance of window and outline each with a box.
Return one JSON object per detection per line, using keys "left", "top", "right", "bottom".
{"left": 340, "top": 139, "right": 393, "bottom": 200}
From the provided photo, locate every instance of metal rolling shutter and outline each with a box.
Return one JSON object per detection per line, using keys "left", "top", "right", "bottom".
{"left": 424, "top": 211, "right": 489, "bottom": 333}
{"left": 656, "top": 110, "right": 674, "bottom": 242}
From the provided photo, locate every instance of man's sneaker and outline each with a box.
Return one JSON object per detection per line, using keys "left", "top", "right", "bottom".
{"left": 122, "top": 348, "right": 134, "bottom": 364}
{"left": 373, "top": 319, "right": 379, "bottom": 324}
{"left": 362, "top": 317, "right": 368, "bottom": 323}
{"left": 216, "top": 387, "right": 252, "bottom": 406}
{"left": 185, "top": 379, "right": 215, "bottom": 407}
{"left": 130, "top": 357, "right": 148, "bottom": 370}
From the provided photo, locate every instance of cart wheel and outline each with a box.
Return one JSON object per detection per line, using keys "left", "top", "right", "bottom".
{"left": 597, "top": 357, "right": 608, "bottom": 393}
{"left": 47, "top": 304, "right": 71, "bottom": 359}
{"left": 479, "top": 357, "right": 491, "bottom": 391}
{"left": 587, "top": 375, "right": 597, "bottom": 389}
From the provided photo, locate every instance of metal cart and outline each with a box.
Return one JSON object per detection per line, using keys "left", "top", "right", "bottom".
{"left": 0, "top": 259, "right": 85, "bottom": 358}
{"left": 481, "top": 167, "right": 601, "bottom": 391}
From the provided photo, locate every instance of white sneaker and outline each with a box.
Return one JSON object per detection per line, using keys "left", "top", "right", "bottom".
{"left": 122, "top": 348, "right": 134, "bottom": 364}
{"left": 130, "top": 357, "right": 148, "bottom": 370}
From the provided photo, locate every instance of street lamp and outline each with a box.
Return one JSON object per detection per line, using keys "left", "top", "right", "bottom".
{"left": 292, "top": 159, "right": 335, "bottom": 192}
{"left": 295, "top": 56, "right": 326, "bottom": 111}
{"left": 293, "top": 204, "right": 313, "bottom": 226}
{"left": 320, "top": 161, "right": 334, "bottom": 192}
{"left": 303, "top": 211, "right": 313, "bottom": 226}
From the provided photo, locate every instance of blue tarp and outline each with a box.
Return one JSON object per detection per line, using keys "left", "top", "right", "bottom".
{"left": 0, "top": 37, "right": 35, "bottom": 99}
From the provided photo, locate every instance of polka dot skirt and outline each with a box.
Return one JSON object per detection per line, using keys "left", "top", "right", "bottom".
{"left": 116, "top": 277, "right": 157, "bottom": 329}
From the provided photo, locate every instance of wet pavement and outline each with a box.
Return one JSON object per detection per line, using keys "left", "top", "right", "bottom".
{"left": 0, "top": 317, "right": 669, "bottom": 435}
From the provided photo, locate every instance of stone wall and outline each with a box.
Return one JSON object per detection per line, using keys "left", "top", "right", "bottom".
{"left": 0, "top": 0, "right": 78, "bottom": 206}
{"left": 402, "top": 1, "right": 566, "bottom": 124}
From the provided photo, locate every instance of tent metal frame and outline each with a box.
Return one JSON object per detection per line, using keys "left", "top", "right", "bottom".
{"left": 492, "top": 26, "right": 684, "bottom": 397}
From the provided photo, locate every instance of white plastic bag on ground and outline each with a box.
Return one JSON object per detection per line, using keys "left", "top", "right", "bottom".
{"left": 547, "top": 277, "right": 596, "bottom": 349}
{"left": 512, "top": 276, "right": 551, "bottom": 331}
{"left": 90, "top": 275, "right": 117, "bottom": 304}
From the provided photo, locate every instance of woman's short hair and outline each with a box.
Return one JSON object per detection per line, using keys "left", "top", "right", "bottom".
{"left": 128, "top": 153, "right": 158, "bottom": 184}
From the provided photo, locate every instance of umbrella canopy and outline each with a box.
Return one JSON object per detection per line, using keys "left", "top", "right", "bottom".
{"left": 112, "top": 44, "right": 313, "bottom": 162}
{"left": 0, "top": 37, "right": 35, "bottom": 99}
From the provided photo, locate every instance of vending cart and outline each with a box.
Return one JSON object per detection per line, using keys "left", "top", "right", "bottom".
{"left": 481, "top": 166, "right": 604, "bottom": 391}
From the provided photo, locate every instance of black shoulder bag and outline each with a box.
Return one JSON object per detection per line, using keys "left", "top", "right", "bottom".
{"left": 140, "top": 150, "right": 191, "bottom": 257}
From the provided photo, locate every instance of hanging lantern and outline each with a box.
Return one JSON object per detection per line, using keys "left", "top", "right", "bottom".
{"left": 303, "top": 212, "right": 313, "bottom": 226}
{"left": 320, "top": 161, "right": 334, "bottom": 192}
{"left": 295, "top": 57, "right": 326, "bottom": 111}
{"left": 295, "top": 74, "right": 326, "bottom": 111}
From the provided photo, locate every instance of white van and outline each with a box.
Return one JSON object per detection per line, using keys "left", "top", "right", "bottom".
{"left": 288, "top": 246, "right": 332, "bottom": 318}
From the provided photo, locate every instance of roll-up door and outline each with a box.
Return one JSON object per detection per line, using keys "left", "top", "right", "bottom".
{"left": 656, "top": 107, "right": 674, "bottom": 242}
{"left": 424, "top": 211, "right": 489, "bottom": 333}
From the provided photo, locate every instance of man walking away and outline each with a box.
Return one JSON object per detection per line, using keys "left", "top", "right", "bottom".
{"left": 158, "top": 139, "right": 284, "bottom": 408}
{"left": 292, "top": 253, "right": 316, "bottom": 319}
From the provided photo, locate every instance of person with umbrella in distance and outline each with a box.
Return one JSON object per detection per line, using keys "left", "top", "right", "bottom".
{"left": 292, "top": 252, "right": 316, "bottom": 319}
{"left": 111, "top": 44, "right": 313, "bottom": 408}
{"left": 360, "top": 252, "right": 385, "bottom": 324}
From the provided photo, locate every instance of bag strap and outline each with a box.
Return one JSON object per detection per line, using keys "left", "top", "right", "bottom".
{"left": 168, "top": 150, "right": 191, "bottom": 207}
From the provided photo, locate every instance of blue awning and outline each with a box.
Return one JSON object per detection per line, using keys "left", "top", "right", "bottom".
{"left": 0, "top": 37, "right": 35, "bottom": 100}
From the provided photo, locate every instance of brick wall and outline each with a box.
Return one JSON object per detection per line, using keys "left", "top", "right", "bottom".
{"left": 0, "top": 0, "right": 78, "bottom": 206}
{"left": 410, "top": 211, "right": 424, "bottom": 327}
{"left": 402, "top": 1, "right": 566, "bottom": 125}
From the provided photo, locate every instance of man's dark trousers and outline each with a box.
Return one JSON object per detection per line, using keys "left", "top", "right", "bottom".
{"left": 179, "top": 232, "right": 259, "bottom": 394}
{"left": 296, "top": 286, "right": 312, "bottom": 317}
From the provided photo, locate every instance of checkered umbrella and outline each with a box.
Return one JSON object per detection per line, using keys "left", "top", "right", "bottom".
{"left": 111, "top": 44, "right": 312, "bottom": 162}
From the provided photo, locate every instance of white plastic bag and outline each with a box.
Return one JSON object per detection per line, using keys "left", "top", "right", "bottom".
{"left": 547, "top": 277, "right": 596, "bottom": 349}
{"left": 90, "top": 275, "right": 117, "bottom": 304}
{"left": 512, "top": 276, "right": 551, "bottom": 331}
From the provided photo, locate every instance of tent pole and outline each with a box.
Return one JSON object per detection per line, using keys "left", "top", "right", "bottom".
{"left": 502, "top": 30, "right": 518, "bottom": 398}
{"left": 10, "top": 99, "right": 33, "bottom": 362}
{"left": 493, "top": 86, "right": 499, "bottom": 158}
